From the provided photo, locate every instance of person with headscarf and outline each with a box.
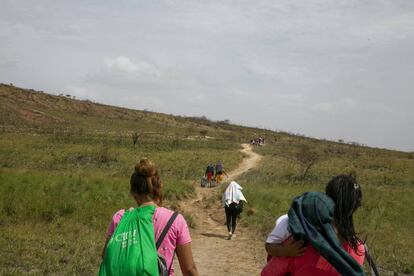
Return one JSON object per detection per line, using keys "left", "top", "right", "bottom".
{"left": 262, "top": 175, "right": 365, "bottom": 276}
{"left": 222, "top": 181, "right": 247, "bottom": 240}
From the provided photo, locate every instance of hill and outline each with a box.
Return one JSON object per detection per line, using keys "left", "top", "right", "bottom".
{"left": 1, "top": 83, "right": 413, "bottom": 274}
{"left": 0, "top": 83, "right": 268, "bottom": 141}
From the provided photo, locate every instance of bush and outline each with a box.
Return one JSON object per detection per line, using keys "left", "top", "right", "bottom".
{"left": 294, "top": 145, "right": 321, "bottom": 179}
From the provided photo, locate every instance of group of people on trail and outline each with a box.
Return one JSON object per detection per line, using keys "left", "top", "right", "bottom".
{"left": 251, "top": 136, "right": 265, "bottom": 146}
{"left": 99, "top": 158, "right": 377, "bottom": 276}
{"left": 203, "top": 161, "right": 228, "bottom": 187}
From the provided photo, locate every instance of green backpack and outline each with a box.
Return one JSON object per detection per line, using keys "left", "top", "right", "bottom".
{"left": 99, "top": 205, "right": 175, "bottom": 276}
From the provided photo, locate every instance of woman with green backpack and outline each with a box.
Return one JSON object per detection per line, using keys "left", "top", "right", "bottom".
{"left": 100, "top": 159, "right": 199, "bottom": 276}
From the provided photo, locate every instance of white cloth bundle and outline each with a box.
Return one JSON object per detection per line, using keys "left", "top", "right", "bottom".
{"left": 222, "top": 181, "right": 247, "bottom": 207}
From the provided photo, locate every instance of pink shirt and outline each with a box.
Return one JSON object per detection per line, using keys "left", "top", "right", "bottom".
{"left": 262, "top": 239, "right": 365, "bottom": 276}
{"left": 106, "top": 207, "right": 192, "bottom": 276}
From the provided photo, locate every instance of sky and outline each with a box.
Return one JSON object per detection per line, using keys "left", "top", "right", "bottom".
{"left": 1, "top": 0, "right": 413, "bottom": 151}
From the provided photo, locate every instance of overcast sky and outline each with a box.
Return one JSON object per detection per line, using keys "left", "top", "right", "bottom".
{"left": 1, "top": 1, "right": 413, "bottom": 151}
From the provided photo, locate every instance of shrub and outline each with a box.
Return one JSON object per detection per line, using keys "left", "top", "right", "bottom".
{"left": 131, "top": 132, "right": 140, "bottom": 146}
{"left": 199, "top": 130, "right": 208, "bottom": 137}
{"left": 294, "top": 145, "right": 321, "bottom": 179}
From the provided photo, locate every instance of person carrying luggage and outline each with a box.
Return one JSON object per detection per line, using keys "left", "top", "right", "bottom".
{"left": 214, "top": 161, "right": 228, "bottom": 184}
{"left": 205, "top": 163, "right": 215, "bottom": 187}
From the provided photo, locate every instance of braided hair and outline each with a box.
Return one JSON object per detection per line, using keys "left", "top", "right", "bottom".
{"left": 325, "top": 174, "right": 363, "bottom": 254}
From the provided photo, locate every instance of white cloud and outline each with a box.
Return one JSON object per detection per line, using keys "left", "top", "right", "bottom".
{"left": 104, "top": 56, "right": 161, "bottom": 77}
{"left": 96, "top": 56, "right": 201, "bottom": 93}
{"left": 104, "top": 56, "right": 136, "bottom": 73}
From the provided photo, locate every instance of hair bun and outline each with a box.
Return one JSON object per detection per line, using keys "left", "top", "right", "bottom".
{"left": 135, "top": 158, "right": 157, "bottom": 177}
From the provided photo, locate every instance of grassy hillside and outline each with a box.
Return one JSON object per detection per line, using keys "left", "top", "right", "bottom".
{"left": 237, "top": 139, "right": 414, "bottom": 274}
{"left": 0, "top": 83, "right": 263, "bottom": 141}
{"left": 0, "top": 84, "right": 252, "bottom": 274}
{"left": 1, "top": 84, "right": 413, "bottom": 274}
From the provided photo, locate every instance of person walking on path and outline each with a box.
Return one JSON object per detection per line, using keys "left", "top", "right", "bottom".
{"left": 222, "top": 181, "right": 247, "bottom": 240}
{"left": 100, "top": 159, "right": 199, "bottom": 276}
{"left": 214, "top": 161, "right": 228, "bottom": 184}
{"left": 205, "top": 163, "right": 215, "bottom": 187}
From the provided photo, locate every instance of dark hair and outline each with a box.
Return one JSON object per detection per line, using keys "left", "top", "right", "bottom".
{"left": 130, "top": 159, "right": 163, "bottom": 204}
{"left": 325, "top": 174, "right": 363, "bottom": 254}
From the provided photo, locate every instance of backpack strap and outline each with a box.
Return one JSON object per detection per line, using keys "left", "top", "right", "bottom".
{"left": 156, "top": 212, "right": 179, "bottom": 249}
{"left": 364, "top": 244, "right": 379, "bottom": 276}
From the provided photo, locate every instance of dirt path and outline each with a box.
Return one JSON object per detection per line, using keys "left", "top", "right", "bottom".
{"left": 173, "top": 144, "right": 265, "bottom": 276}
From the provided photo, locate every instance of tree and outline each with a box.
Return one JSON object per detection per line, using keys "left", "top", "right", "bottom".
{"left": 199, "top": 130, "right": 208, "bottom": 137}
{"left": 219, "top": 119, "right": 230, "bottom": 124}
{"left": 294, "top": 145, "right": 320, "bottom": 179}
{"left": 131, "top": 132, "right": 140, "bottom": 146}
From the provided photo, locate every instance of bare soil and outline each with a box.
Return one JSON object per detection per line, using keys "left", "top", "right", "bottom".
{"left": 173, "top": 144, "right": 266, "bottom": 276}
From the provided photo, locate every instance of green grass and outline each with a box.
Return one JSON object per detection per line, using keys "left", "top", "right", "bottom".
{"left": 1, "top": 84, "right": 413, "bottom": 274}
{"left": 0, "top": 84, "right": 255, "bottom": 274}
{"left": 0, "top": 172, "right": 123, "bottom": 274}
{"left": 0, "top": 131, "right": 243, "bottom": 274}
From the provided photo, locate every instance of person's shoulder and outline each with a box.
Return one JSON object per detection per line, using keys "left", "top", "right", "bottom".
{"left": 156, "top": 207, "right": 183, "bottom": 219}
{"left": 342, "top": 242, "right": 366, "bottom": 265}
{"left": 113, "top": 208, "right": 126, "bottom": 218}
{"left": 114, "top": 207, "right": 134, "bottom": 215}
{"left": 356, "top": 242, "right": 366, "bottom": 255}
{"left": 343, "top": 241, "right": 365, "bottom": 252}
{"left": 156, "top": 207, "right": 187, "bottom": 227}
{"left": 276, "top": 214, "right": 288, "bottom": 225}
{"left": 156, "top": 206, "right": 174, "bottom": 215}
{"left": 110, "top": 208, "right": 128, "bottom": 225}
{"left": 354, "top": 243, "right": 366, "bottom": 265}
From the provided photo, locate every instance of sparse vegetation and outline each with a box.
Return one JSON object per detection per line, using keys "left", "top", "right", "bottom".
{"left": 0, "top": 84, "right": 247, "bottom": 274}
{"left": 294, "top": 145, "right": 321, "bottom": 179}
{"left": 131, "top": 131, "right": 140, "bottom": 146}
{"left": 238, "top": 140, "right": 414, "bottom": 274}
{"left": 0, "top": 84, "right": 413, "bottom": 274}
{"left": 199, "top": 130, "right": 208, "bottom": 137}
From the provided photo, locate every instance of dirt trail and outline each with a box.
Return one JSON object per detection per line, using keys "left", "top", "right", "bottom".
{"left": 174, "top": 144, "right": 265, "bottom": 276}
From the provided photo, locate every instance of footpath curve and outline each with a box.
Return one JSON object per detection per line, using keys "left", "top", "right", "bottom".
{"left": 174, "top": 144, "right": 264, "bottom": 276}
{"left": 173, "top": 144, "right": 404, "bottom": 276}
